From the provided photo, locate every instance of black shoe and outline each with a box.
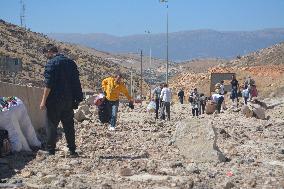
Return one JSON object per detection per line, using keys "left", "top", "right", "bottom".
{"left": 49, "top": 150, "right": 55, "bottom": 155}
{"left": 68, "top": 151, "right": 79, "bottom": 158}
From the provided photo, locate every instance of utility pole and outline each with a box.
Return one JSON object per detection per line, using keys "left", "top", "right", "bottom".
{"left": 20, "top": 0, "right": 26, "bottom": 28}
{"left": 130, "top": 67, "right": 133, "bottom": 98}
{"left": 160, "top": 0, "right": 169, "bottom": 85}
{"left": 140, "top": 50, "right": 143, "bottom": 99}
{"left": 145, "top": 30, "right": 152, "bottom": 67}
{"left": 166, "top": 4, "right": 169, "bottom": 85}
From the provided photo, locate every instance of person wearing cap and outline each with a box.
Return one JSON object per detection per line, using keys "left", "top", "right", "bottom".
{"left": 40, "top": 44, "right": 83, "bottom": 156}
{"left": 102, "top": 73, "right": 133, "bottom": 131}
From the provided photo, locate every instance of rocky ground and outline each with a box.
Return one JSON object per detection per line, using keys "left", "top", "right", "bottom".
{"left": 0, "top": 96, "right": 284, "bottom": 189}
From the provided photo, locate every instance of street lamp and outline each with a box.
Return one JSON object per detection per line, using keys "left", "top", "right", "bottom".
{"left": 160, "top": 0, "right": 169, "bottom": 85}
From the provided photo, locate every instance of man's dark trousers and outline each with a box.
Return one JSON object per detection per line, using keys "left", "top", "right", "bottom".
{"left": 155, "top": 98, "right": 160, "bottom": 119}
{"left": 179, "top": 97, "right": 184, "bottom": 104}
{"left": 46, "top": 98, "right": 76, "bottom": 153}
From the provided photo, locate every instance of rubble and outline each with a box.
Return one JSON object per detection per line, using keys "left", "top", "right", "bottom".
{"left": 0, "top": 98, "right": 284, "bottom": 188}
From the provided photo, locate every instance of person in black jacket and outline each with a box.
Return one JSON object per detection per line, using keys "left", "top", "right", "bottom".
{"left": 177, "top": 88, "right": 185, "bottom": 104}
{"left": 40, "top": 44, "right": 83, "bottom": 156}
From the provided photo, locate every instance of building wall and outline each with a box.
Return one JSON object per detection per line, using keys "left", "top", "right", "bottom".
{"left": 0, "top": 82, "right": 46, "bottom": 130}
{"left": 210, "top": 73, "right": 236, "bottom": 93}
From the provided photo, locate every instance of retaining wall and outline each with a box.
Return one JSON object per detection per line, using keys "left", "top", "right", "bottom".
{"left": 0, "top": 82, "right": 46, "bottom": 130}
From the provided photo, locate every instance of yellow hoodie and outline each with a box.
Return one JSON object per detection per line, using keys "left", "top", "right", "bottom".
{"left": 102, "top": 77, "right": 131, "bottom": 101}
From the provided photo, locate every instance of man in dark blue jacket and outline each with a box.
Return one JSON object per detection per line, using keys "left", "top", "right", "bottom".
{"left": 40, "top": 44, "right": 83, "bottom": 156}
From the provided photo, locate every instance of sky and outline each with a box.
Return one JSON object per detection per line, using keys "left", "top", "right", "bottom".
{"left": 1, "top": 0, "right": 284, "bottom": 36}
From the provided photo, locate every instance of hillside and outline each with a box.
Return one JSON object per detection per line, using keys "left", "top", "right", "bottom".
{"left": 0, "top": 20, "right": 149, "bottom": 96}
{"left": 169, "top": 43, "right": 284, "bottom": 99}
{"left": 227, "top": 42, "right": 284, "bottom": 67}
{"left": 177, "top": 58, "right": 227, "bottom": 73}
{"left": 48, "top": 29, "right": 284, "bottom": 61}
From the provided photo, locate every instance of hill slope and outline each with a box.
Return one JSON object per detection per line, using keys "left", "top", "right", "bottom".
{"left": 0, "top": 19, "right": 148, "bottom": 95}
{"left": 169, "top": 43, "right": 284, "bottom": 98}
{"left": 48, "top": 29, "right": 284, "bottom": 61}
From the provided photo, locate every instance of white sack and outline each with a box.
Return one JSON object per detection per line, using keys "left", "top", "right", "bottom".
{"left": 0, "top": 98, "right": 41, "bottom": 152}
{"left": 147, "top": 101, "right": 156, "bottom": 113}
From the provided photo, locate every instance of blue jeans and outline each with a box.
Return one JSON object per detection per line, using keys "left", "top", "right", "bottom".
{"left": 231, "top": 88, "right": 238, "bottom": 101}
{"left": 105, "top": 100, "right": 119, "bottom": 128}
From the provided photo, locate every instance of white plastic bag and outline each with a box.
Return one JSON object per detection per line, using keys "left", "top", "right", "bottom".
{"left": 0, "top": 98, "right": 41, "bottom": 152}
{"left": 12, "top": 103, "right": 41, "bottom": 148}
{"left": 147, "top": 101, "right": 156, "bottom": 113}
{"left": 0, "top": 111, "right": 25, "bottom": 152}
{"left": 94, "top": 93, "right": 105, "bottom": 106}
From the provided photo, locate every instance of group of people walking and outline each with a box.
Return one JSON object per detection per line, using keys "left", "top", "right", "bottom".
{"left": 39, "top": 43, "right": 258, "bottom": 157}
{"left": 230, "top": 75, "right": 258, "bottom": 106}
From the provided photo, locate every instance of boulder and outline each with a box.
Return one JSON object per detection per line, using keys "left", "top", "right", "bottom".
{"left": 252, "top": 104, "right": 266, "bottom": 120}
{"left": 173, "top": 119, "right": 227, "bottom": 163}
{"left": 74, "top": 108, "right": 87, "bottom": 122}
{"left": 205, "top": 102, "right": 216, "bottom": 114}
{"left": 251, "top": 98, "right": 268, "bottom": 109}
{"left": 241, "top": 105, "right": 253, "bottom": 118}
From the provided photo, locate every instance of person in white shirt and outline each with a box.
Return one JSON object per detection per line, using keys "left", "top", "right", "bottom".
{"left": 220, "top": 80, "right": 227, "bottom": 110}
{"left": 242, "top": 85, "right": 250, "bottom": 105}
{"left": 152, "top": 84, "right": 162, "bottom": 119}
{"left": 211, "top": 89, "right": 224, "bottom": 113}
{"left": 160, "top": 83, "right": 172, "bottom": 121}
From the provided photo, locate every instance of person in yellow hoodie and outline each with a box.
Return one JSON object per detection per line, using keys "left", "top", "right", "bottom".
{"left": 102, "top": 73, "right": 133, "bottom": 131}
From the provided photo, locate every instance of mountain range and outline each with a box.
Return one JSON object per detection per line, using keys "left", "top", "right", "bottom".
{"left": 48, "top": 29, "right": 284, "bottom": 61}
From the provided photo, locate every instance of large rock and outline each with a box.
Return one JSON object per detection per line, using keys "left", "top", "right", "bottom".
{"left": 251, "top": 98, "right": 268, "bottom": 109}
{"left": 241, "top": 105, "right": 253, "bottom": 118}
{"left": 252, "top": 104, "right": 266, "bottom": 120}
{"left": 74, "top": 105, "right": 91, "bottom": 122}
{"left": 173, "top": 119, "right": 227, "bottom": 163}
{"left": 205, "top": 102, "right": 216, "bottom": 114}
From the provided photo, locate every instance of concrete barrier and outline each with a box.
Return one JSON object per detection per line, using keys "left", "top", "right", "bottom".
{"left": 0, "top": 82, "right": 46, "bottom": 130}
